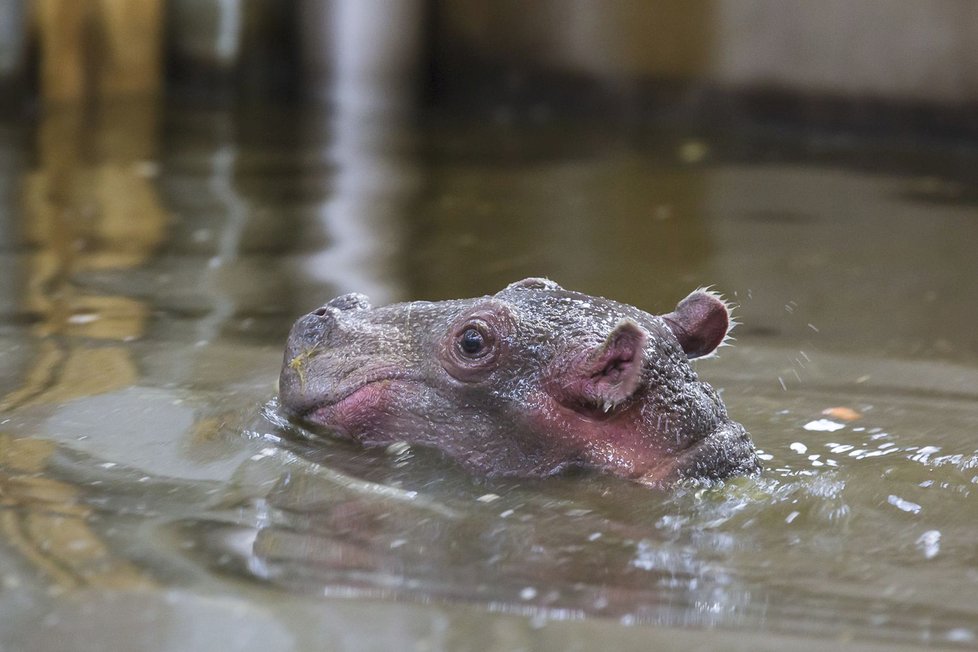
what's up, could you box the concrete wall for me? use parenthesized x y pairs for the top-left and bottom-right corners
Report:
(713, 1), (978, 103)
(5, 0), (978, 106)
(438, 0), (978, 104)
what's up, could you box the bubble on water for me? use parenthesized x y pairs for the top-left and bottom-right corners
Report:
(789, 442), (808, 454)
(946, 628), (975, 643)
(803, 419), (845, 432)
(68, 313), (99, 325)
(916, 530), (941, 559)
(910, 446), (942, 463)
(887, 495), (922, 514)
(476, 493), (500, 503)
(519, 586), (537, 600)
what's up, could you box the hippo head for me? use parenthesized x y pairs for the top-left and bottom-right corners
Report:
(279, 278), (759, 486)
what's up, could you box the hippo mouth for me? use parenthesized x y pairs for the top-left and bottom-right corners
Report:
(294, 371), (421, 433)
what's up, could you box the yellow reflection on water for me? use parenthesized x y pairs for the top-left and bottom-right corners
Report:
(0, 101), (166, 590)
(4, 102), (164, 410)
(0, 433), (153, 591)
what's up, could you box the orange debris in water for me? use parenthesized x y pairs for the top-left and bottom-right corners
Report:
(821, 406), (862, 422)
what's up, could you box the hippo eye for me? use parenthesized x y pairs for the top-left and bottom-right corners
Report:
(458, 327), (487, 357)
(443, 308), (510, 381)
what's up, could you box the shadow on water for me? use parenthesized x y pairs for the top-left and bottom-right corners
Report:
(1, 98), (978, 650)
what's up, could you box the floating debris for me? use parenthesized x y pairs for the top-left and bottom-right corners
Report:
(821, 406), (862, 422)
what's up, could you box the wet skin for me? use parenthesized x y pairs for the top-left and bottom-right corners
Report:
(279, 278), (759, 487)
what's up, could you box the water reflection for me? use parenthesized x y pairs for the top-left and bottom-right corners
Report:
(0, 117), (27, 401)
(173, 436), (756, 629)
(3, 103), (163, 411)
(0, 433), (152, 592)
(0, 102), (167, 596)
(296, 108), (415, 306)
(406, 138), (715, 303)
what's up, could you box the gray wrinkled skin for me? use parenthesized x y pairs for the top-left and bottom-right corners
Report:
(279, 278), (760, 487)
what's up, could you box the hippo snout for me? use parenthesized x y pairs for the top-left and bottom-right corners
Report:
(289, 311), (337, 350)
(289, 293), (371, 347)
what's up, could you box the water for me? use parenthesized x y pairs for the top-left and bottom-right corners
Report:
(1, 100), (978, 651)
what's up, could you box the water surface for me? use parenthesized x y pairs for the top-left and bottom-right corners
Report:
(1, 101), (977, 651)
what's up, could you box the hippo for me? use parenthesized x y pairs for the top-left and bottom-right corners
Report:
(279, 278), (759, 486)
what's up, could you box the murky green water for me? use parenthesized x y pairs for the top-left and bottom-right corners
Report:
(1, 101), (977, 651)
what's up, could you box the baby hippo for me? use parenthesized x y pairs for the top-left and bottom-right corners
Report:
(279, 278), (759, 486)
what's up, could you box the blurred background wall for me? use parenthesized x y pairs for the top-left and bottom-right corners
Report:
(0, 0), (975, 133)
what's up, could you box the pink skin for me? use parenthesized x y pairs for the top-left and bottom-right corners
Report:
(523, 389), (700, 486)
(279, 278), (760, 485)
(305, 379), (405, 440)
(311, 380), (685, 483)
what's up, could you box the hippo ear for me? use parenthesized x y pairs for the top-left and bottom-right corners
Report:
(553, 320), (648, 413)
(662, 289), (731, 359)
